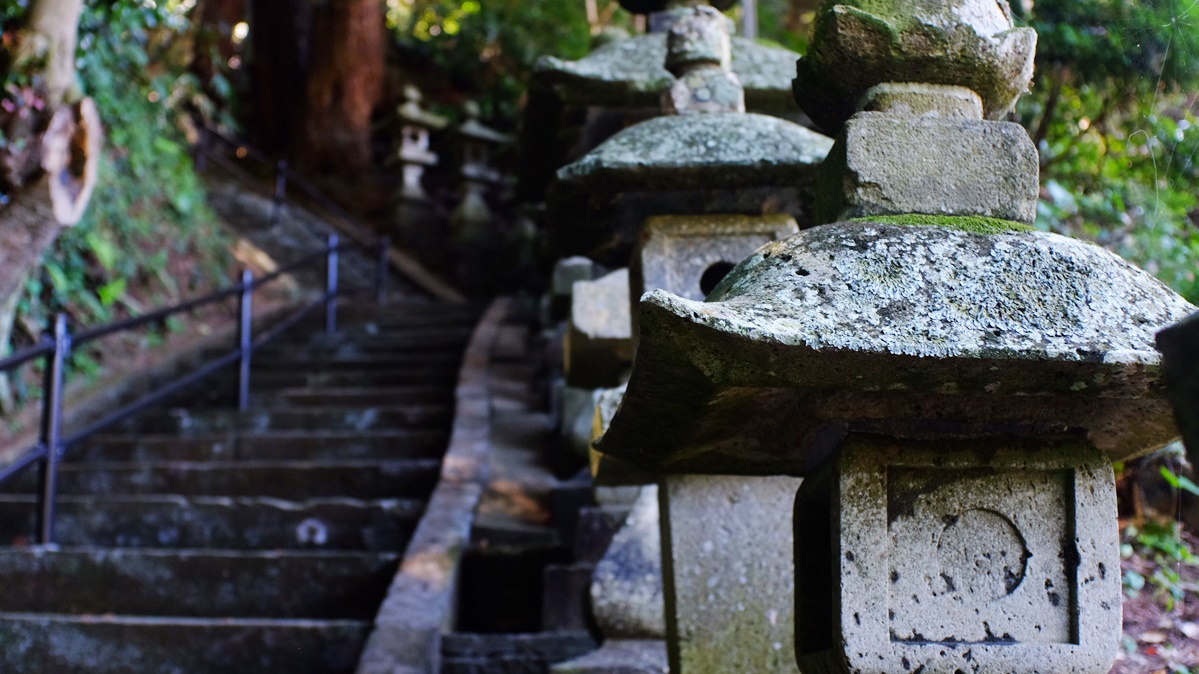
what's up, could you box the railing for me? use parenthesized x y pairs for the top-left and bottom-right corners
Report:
(0, 234), (392, 546)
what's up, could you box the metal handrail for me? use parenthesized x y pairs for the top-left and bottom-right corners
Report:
(0, 232), (392, 545)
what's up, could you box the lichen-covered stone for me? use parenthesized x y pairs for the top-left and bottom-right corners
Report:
(598, 221), (1196, 473)
(861, 82), (983, 119)
(631, 213), (798, 314)
(661, 6), (745, 114)
(795, 435), (1121, 674)
(793, 0), (1037, 132)
(556, 113), (832, 197)
(817, 112), (1039, 224)
(662, 474), (800, 674)
(548, 113), (831, 263)
(535, 35), (800, 111)
(664, 6), (732, 75)
(591, 486), (666, 639)
(566, 269), (634, 388)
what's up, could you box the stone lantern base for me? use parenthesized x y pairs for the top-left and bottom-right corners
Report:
(660, 474), (802, 673)
(794, 435), (1121, 674)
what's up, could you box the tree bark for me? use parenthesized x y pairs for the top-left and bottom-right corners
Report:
(248, 0), (311, 157)
(19, 0), (84, 108)
(0, 0), (100, 410)
(297, 0), (385, 174)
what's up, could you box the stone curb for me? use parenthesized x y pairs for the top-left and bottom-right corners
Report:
(355, 296), (512, 674)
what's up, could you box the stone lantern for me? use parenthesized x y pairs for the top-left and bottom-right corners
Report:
(450, 102), (512, 293)
(521, 0), (807, 207)
(394, 85), (447, 203)
(549, 3), (831, 416)
(551, 8), (831, 674)
(594, 2), (1199, 673)
(391, 85), (448, 257)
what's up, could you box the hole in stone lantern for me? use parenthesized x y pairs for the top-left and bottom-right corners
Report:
(700, 261), (736, 296)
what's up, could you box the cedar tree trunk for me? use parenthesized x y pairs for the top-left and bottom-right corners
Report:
(297, 0), (385, 174)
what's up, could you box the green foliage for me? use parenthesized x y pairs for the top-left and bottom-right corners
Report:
(12, 1), (229, 332)
(1122, 520), (1198, 610)
(389, 0), (631, 124)
(1018, 0), (1199, 303)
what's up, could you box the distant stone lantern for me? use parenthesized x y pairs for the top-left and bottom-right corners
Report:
(549, 4), (831, 394)
(595, 2), (1199, 674)
(550, 7), (832, 673)
(394, 85), (447, 203)
(522, 0), (806, 208)
(450, 101), (512, 293)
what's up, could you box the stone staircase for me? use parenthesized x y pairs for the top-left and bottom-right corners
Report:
(0, 299), (479, 673)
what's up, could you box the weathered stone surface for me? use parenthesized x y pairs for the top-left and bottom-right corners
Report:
(794, 435), (1121, 674)
(557, 114), (832, 196)
(551, 256), (603, 320)
(861, 82), (983, 119)
(661, 474), (800, 673)
(660, 6), (745, 115)
(548, 114), (831, 262)
(665, 67), (745, 116)
(535, 35), (800, 111)
(590, 385), (657, 487)
(566, 269), (634, 389)
(598, 221), (1196, 473)
(663, 6), (732, 75)
(592, 486), (665, 639)
(632, 213), (798, 304)
(561, 385), (607, 459)
(794, 0), (1037, 132)
(0, 614), (371, 674)
(1158, 311), (1199, 467)
(818, 112), (1039, 224)
(551, 639), (669, 674)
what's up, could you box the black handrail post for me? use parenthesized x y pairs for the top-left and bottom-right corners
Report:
(35, 313), (70, 546)
(271, 160), (288, 226)
(375, 236), (390, 305)
(237, 269), (254, 411)
(326, 234), (339, 335)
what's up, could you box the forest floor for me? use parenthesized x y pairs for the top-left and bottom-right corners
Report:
(1112, 525), (1199, 674)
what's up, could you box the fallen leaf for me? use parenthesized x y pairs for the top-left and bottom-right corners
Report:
(1140, 631), (1168, 644)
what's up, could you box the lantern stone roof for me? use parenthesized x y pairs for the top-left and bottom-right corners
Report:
(597, 220), (1196, 474)
(534, 34), (801, 112)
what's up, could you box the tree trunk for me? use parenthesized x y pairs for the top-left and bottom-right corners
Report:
(248, 0), (311, 157)
(19, 0), (84, 108)
(0, 0), (100, 410)
(297, 0), (385, 174)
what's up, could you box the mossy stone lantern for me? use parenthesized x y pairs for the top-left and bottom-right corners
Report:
(596, 2), (1199, 673)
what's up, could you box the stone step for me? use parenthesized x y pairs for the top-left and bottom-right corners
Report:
(0, 495), (422, 550)
(267, 386), (453, 408)
(0, 547), (398, 619)
(299, 306), (480, 325)
(2, 459), (441, 499)
(440, 632), (598, 674)
(210, 366), (459, 388)
(115, 405), (451, 434)
(73, 430), (448, 462)
(0, 613), (370, 674)
(250, 347), (464, 363)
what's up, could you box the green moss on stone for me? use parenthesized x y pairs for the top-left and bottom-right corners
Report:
(851, 213), (1034, 235)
